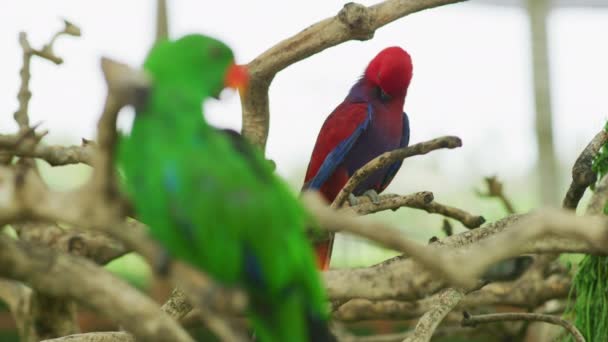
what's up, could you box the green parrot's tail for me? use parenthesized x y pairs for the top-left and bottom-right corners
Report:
(565, 255), (608, 341)
(249, 293), (335, 342)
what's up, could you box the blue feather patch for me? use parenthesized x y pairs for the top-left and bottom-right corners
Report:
(379, 111), (410, 190)
(243, 244), (266, 288)
(306, 104), (373, 190)
(163, 164), (197, 243)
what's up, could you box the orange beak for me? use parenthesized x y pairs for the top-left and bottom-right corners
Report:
(224, 63), (249, 93)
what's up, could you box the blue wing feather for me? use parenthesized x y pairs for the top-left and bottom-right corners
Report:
(163, 164), (197, 244)
(379, 112), (410, 190)
(305, 104), (373, 190)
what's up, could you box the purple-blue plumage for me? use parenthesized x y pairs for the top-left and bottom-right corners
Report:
(341, 79), (410, 194)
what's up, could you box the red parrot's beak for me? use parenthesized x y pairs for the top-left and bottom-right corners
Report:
(224, 63), (249, 93)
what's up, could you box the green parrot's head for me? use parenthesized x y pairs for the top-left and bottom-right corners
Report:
(143, 34), (249, 99)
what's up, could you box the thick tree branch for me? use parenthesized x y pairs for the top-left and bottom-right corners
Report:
(461, 311), (585, 342)
(320, 209), (596, 301)
(331, 136), (462, 208)
(319, 190), (608, 288)
(332, 273), (570, 321)
(241, 0), (466, 148)
(563, 129), (608, 209)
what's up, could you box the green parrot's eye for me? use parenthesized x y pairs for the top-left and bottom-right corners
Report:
(208, 45), (223, 60)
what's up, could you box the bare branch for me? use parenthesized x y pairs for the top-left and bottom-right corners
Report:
(343, 192), (484, 228)
(0, 135), (94, 166)
(305, 191), (479, 287)
(407, 198), (485, 229)
(156, 0), (169, 42)
(43, 332), (134, 342)
(14, 222), (127, 264)
(161, 288), (194, 321)
(331, 136), (462, 208)
(14, 21), (81, 130)
(92, 58), (147, 199)
(342, 192), (434, 214)
(563, 129), (608, 209)
(332, 274), (570, 321)
(476, 175), (516, 214)
(0, 234), (194, 342)
(442, 219), (453, 236)
(403, 288), (465, 342)
(241, 1), (466, 148)
(462, 311), (585, 342)
(319, 205), (599, 301)
(0, 278), (36, 341)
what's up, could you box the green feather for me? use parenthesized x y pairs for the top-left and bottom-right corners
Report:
(117, 34), (332, 341)
(564, 121), (608, 341)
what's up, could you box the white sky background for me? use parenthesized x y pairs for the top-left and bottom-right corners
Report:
(1, 0), (607, 196)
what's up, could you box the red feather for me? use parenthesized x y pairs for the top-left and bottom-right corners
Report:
(304, 102), (368, 189)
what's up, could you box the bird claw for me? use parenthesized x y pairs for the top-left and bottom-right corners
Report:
(348, 193), (359, 206)
(154, 248), (172, 277)
(363, 189), (380, 204)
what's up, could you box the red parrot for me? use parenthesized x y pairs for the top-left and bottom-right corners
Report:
(302, 47), (413, 269)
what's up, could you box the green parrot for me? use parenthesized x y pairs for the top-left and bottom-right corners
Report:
(117, 34), (334, 342)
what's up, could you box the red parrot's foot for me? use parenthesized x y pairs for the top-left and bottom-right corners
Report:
(363, 189), (380, 204)
(348, 193), (359, 206)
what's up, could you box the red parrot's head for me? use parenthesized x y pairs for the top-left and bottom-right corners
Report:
(364, 46), (413, 99)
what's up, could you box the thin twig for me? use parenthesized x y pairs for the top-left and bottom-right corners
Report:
(476, 175), (516, 214)
(442, 219), (453, 236)
(343, 192), (484, 228)
(408, 199), (485, 229)
(461, 311), (585, 342)
(331, 136), (462, 208)
(13, 21), (81, 131)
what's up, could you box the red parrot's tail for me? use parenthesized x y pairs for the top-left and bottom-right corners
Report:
(314, 235), (335, 270)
